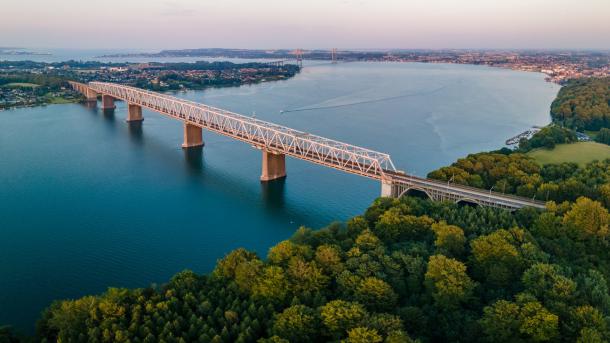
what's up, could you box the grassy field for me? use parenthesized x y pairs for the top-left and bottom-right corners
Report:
(45, 95), (75, 104)
(528, 142), (610, 166)
(2, 82), (39, 88)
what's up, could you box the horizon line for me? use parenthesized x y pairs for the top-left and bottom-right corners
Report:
(5, 46), (610, 52)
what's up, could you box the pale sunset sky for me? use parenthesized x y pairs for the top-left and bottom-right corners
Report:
(2, 0), (609, 50)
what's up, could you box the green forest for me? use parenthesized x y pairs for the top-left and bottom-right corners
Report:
(550, 77), (610, 131)
(0, 74), (66, 89)
(427, 151), (610, 206)
(4, 122), (609, 342)
(517, 126), (577, 151)
(1, 195), (607, 343)
(3, 77), (610, 342)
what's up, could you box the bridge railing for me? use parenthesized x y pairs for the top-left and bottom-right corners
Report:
(88, 82), (396, 179)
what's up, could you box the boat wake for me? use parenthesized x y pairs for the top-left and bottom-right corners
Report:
(280, 84), (450, 114)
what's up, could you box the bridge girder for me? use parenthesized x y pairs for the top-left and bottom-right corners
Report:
(68, 81), (546, 211)
(87, 81), (396, 180)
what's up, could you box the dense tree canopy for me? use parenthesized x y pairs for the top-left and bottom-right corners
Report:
(20, 194), (610, 342)
(428, 151), (610, 206)
(6, 77), (610, 341)
(0, 325), (22, 343)
(550, 77), (610, 131)
(595, 128), (610, 145)
(518, 126), (577, 151)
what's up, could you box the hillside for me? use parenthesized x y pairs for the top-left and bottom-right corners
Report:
(550, 77), (610, 131)
(9, 196), (605, 343)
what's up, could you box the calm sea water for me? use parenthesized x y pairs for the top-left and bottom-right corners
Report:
(0, 61), (559, 332)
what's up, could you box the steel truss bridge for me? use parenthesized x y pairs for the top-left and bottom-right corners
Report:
(70, 81), (546, 211)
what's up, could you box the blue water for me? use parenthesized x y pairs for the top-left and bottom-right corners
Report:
(0, 61), (559, 332)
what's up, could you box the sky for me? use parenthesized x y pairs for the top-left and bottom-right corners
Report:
(1, 0), (609, 50)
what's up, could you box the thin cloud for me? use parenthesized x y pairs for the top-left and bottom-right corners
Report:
(158, 1), (200, 16)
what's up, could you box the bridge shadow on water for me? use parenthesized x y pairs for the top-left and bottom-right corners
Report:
(77, 103), (315, 229)
(102, 108), (115, 121)
(182, 147), (291, 219)
(127, 121), (144, 145)
(183, 146), (204, 173)
(99, 110), (118, 137)
(260, 178), (287, 213)
(83, 101), (98, 112)
(78, 101), (99, 116)
(78, 102), (117, 131)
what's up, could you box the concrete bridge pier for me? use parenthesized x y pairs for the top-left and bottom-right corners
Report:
(381, 179), (395, 197)
(127, 104), (143, 122)
(101, 95), (116, 110)
(85, 88), (98, 102)
(260, 150), (286, 182)
(182, 123), (204, 148)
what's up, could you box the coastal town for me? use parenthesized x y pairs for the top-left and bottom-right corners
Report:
(1, 50), (608, 110)
(381, 50), (610, 84)
(0, 85), (79, 109)
(103, 48), (610, 84)
(0, 60), (299, 110)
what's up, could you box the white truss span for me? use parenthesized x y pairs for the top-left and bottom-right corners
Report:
(88, 82), (396, 179)
(70, 81), (547, 211)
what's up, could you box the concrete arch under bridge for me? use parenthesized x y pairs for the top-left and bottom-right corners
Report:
(455, 198), (482, 207)
(69, 81), (546, 211)
(397, 186), (482, 207)
(397, 187), (437, 201)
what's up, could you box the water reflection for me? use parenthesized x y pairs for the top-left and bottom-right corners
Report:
(80, 101), (98, 114)
(127, 121), (143, 144)
(261, 178), (286, 211)
(183, 146), (204, 173)
(102, 108), (115, 121)
(83, 101), (97, 109)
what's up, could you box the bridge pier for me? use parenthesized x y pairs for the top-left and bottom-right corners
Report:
(63, 82), (546, 211)
(101, 95), (116, 110)
(260, 150), (286, 182)
(127, 104), (143, 122)
(381, 179), (395, 197)
(85, 88), (98, 102)
(182, 123), (204, 148)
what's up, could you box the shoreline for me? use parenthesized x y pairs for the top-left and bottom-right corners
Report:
(0, 67), (299, 111)
(1, 59), (562, 110)
(0, 76), (293, 112)
(0, 59), (562, 335)
(93, 51), (608, 85)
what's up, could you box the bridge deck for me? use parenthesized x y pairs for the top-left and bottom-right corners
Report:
(88, 82), (395, 180)
(72, 81), (547, 210)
